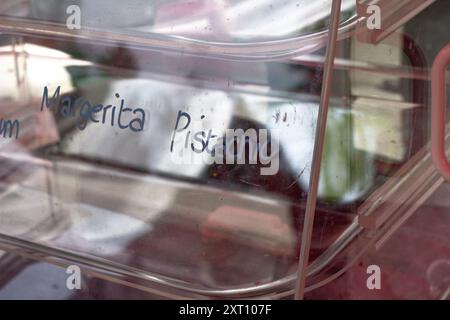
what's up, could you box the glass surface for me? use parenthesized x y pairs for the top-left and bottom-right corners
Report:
(0, 0), (449, 299)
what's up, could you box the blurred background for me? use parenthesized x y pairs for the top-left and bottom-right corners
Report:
(0, 0), (448, 299)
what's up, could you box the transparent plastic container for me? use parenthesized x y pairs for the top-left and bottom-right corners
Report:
(0, 0), (449, 299)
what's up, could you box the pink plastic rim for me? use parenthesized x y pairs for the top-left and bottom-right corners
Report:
(431, 44), (450, 180)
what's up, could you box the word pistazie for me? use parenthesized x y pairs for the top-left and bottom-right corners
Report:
(40, 86), (146, 131)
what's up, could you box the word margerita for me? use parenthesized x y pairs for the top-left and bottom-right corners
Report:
(40, 86), (146, 131)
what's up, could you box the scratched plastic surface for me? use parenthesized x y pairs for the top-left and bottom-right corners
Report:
(0, 0), (449, 299)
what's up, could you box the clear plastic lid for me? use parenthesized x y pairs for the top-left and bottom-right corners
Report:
(0, 0), (449, 299)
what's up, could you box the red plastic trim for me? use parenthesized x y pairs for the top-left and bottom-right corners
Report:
(431, 44), (450, 180)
